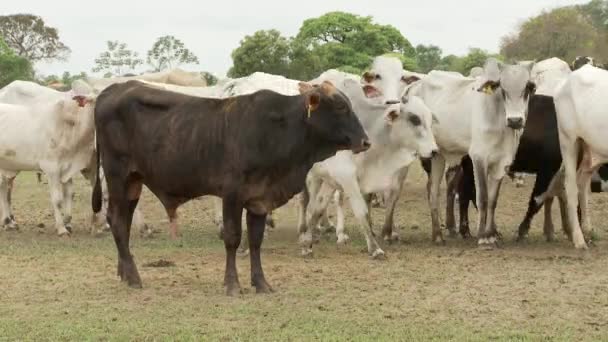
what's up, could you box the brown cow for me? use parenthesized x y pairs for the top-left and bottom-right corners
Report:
(93, 80), (369, 296)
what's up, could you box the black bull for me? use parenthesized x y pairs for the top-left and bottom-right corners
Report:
(92, 80), (369, 295)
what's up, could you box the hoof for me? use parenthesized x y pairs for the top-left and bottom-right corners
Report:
(253, 280), (274, 294)
(371, 249), (386, 260)
(4, 223), (19, 231)
(433, 236), (446, 245)
(574, 241), (588, 250)
(337, 233), (350, 245)
(57, 230), (71, 238)
(226, 285), (242, 297)
(516, 234), (527, 243)
(301, 248), (314, 258)
(478, 236), (498, 250)
(65, 224), (73, 234)
(128, 281), (143, 289)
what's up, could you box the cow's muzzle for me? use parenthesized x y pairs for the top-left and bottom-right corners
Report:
(507, 117), (524, 130)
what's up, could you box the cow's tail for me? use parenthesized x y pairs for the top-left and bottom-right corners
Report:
(92, 136), (102, 214)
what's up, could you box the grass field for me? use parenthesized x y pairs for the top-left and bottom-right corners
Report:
(1, 165), (608, 341)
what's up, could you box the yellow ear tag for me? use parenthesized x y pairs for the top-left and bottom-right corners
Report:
(307, 104), (312, 119)
(483, 85), (493, 95)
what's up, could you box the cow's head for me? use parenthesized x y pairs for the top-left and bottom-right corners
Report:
(299, 81), (370, 154)
(571, 56), (595, 71)
(477, 59), (536, 130)
(385, 91), (439, 158)
(361, 56), (419, 104)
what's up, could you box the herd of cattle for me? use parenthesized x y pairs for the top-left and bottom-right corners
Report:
(1, 55), (607, 296)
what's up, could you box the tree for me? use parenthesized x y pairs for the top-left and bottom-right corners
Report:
(92, 40), (143, 76)
(435, 54), (462, 72)
(146, 35), (199, 71)
(0, 35), (33, 87)
(201, 71), (218, 86)
(500, 7), (601, 63)
(290, 11), (416, 79)
(228, 30), (290, 78)
(578, 0), (608, 30)
(0, 14), (70, 62)
(457, 48), (498, 74)
(415, 44), (443, 73)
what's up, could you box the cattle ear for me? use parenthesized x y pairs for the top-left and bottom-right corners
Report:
(432, 113), (440, 125)
(298, 82), (314, 94)
(477, 80), (500, 95)
(363, 84), (381, 98)
(306, 92), (321, 114)
(362, 71), (375, 84)
(384, 109), (400, 124)
(401, 75), (420, 85)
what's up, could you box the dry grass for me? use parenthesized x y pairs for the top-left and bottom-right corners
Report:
(1, 164), (608, 341)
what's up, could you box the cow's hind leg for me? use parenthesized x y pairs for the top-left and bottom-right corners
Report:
(107, 175), (143, 288)
(300, 182), (334, 257)
(61, 179), (74, 233)
(445, 165), (462, 237)
(517, 170), (552, 242)
(246, 211), (273, 294)
(222, 193), (244, 296)
(382, 166), (409, 243)
(458, 156), (475, 239)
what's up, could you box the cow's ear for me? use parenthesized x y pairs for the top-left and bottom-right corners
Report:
(385, 109), (400, 124)
(72, 95), (95, 108)
(306, 92), (321, 113)
(362, 71), (375, 84)
(298, 82), (314, 94)
(477, 80), (500, 95)
(402, 75), (420, 85)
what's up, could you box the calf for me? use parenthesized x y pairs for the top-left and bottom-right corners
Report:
(93, 80), (369, 295)
(298, 80), (438, 257)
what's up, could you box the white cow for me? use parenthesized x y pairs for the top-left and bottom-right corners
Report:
(0, 80), (96, 235)
(531, 57), (571, 96)
(469, 59), (536, 247)
(85, 68), (207, 93)
(553, 64), (608, 249)
(404, 70), (481, 243)
(298, 79), (438, 258)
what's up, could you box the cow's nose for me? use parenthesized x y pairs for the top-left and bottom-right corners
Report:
(430, 149), (439, 158)
(507, 117), (524, 129)
(362, 139), (371, 150)
(385, 100), (400, 105)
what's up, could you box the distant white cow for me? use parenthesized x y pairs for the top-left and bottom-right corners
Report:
(553, 64), (608, 249)
(469, 59), (536, 247)
(85, 68), (207, 93)
(298, 79), (438, 258)
(531, 57), (571, 96)
(0, 80), (96, 235)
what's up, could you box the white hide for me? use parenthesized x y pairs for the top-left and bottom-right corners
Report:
(554, 64), (608, 249)
(531, 57), (571, 96)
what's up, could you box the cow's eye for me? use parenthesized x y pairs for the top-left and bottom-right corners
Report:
(408, 114), (421, 126)
(375, 74), (382, 80)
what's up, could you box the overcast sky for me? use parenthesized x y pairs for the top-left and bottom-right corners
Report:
(3, 0), (589, 78)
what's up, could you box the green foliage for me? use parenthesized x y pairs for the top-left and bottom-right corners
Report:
(0, 14), (70, 62)
(92, 40), (143, 76)
(415, 44), (442, 73)
(0, 35), (34, 87)
(146, 35), (199, 72)
(500, 7), (601, 63)
(578, 0), (608, 30)
(228, 30), (290, 78)
(228, 11), (416, 80)
(200, 71), (218, 86)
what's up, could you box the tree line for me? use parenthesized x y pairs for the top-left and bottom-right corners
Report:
(1, 1), (608, 88)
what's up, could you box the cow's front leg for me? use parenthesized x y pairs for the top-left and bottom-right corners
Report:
(429, 155), (446, 244)
(301, 182), (334, 257)
(341, 180), (384, 259)
(482, 175), (503, 248)
(61, 179), (74, 233)
(222, 193), (244, 296)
